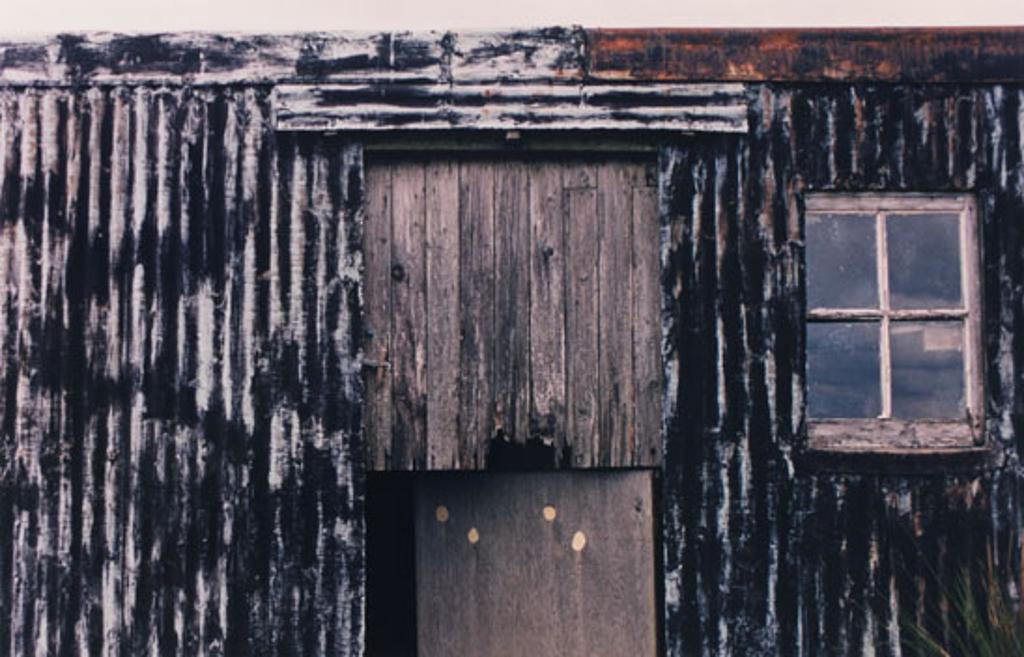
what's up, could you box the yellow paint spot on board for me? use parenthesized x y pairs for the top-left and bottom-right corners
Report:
(468, 527), (480, 544)
(572, 531), (587, 552)
(435, 505), (449, 523)
(542, 505), (557, 522)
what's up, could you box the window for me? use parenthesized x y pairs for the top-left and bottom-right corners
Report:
(805, 194), (983, 451)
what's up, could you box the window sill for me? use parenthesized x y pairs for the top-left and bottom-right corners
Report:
(801, 419), (998, 475)
(809, 418), (981, 450)
(797, 445), (999, 475)
(802, 419), (995, 470)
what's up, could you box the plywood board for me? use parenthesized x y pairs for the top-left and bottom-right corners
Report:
(414, 471), (658, 657)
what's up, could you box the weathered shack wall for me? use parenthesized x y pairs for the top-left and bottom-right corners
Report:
(0, 87), (366, 657)
(660, 83), (1024, 656)
(1, 28), (1024, 657)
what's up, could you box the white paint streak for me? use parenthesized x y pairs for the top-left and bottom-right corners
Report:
(123, 391), (145, 646)
(39, 91), (59, 316)
(196, 568), (210, 657)
(16, 92), (37, 370)
(1019, 89), (1024, 196)
(156, 92), (172, 240)
(289, 140), (307, 361)
(269, 408), (287, 491)
(336, 146), (362, 403)
(102, 407), (123, 657)
(132, 88), (150, 242)
(196, 281), (216, 413)
(108, 90), (130, 380)
(240, 89), (261, 433)
(0, 96), (13, 395)
(889, 572), (902, 657)
(717, 442), (731, 657)
(269, 139), (282, 340)
(313, 152), (329, 444)
(222, 92), (240, 423)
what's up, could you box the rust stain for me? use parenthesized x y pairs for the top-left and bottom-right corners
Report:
(586, 27), (1024, 82)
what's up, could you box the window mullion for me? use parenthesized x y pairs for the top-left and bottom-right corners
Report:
(877, 210), (892, 419)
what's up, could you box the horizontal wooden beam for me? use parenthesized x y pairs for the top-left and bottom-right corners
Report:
(0, 29), (585, 86)
(1, 28), (1023, 87)
(273, 82), (749, 133)
(359, 131), (672, 153)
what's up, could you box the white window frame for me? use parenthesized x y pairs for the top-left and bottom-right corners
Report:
(805, 193), (984, 452)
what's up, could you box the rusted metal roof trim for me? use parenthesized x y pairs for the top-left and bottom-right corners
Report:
(273, 82), (749, 133)
(587, 27), (1024, 83)
(1, 28), (1022, 87)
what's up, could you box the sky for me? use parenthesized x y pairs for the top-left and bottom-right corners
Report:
(2, 0), (1023, 34)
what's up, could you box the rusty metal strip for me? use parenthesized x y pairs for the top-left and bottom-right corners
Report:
(587, 27), (1024, 83)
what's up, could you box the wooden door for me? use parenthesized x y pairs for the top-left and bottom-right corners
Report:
(363, 155), (663, 471)
(414, 471), (658, 657)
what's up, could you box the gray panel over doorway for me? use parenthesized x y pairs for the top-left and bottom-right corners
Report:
(414, 471), (658, 657)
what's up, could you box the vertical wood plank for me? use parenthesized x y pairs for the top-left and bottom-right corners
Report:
(121, 85), (147, 657)
(632, 180), (662, 466)
(390, 162), (427, 469)
(83, 86), (110, 657)
(458, 161), (496, 468)
(103, 86), (131, 657)
(42, 90), (72, 657)
(0, 89), (14, 655)
(493, 161), (531, 446)
(597, 162), (635, 466)
(363, 164), (392, 470)
(174, 89), (204, 657)
(0, 99), (18, 657)
(527, 163), (566, 459)
(12, 88), (42, 657)
(565, 165), (599, 468)
(425, 159), (460, 469)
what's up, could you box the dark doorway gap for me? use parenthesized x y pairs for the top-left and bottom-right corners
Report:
(365, 472), (418, 656)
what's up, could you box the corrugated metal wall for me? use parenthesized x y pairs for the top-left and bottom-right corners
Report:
(660, 84), (1024, 656)
(0, 88), (365, 657)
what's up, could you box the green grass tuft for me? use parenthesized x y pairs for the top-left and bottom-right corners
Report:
(904, 558), (1024, 657)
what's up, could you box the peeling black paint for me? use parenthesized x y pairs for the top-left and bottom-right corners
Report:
(0, 31), (1023, 657)
(0, 87), (365, 657)
(659, 83), (1024, 656)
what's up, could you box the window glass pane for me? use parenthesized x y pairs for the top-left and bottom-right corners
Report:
(806, 213), (878, 309)
(891, 322), (965, 419)
(807, 322), (881, 418)
(887, 213), (961, 309)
